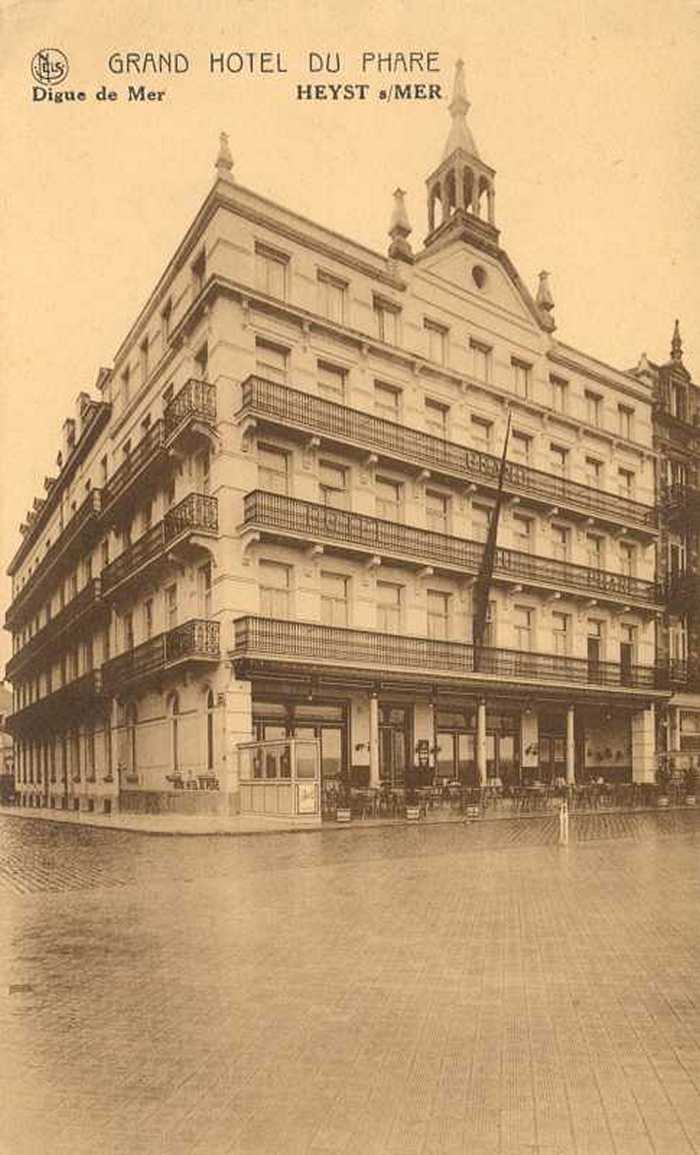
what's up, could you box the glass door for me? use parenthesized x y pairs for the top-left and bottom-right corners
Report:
(379, 706), (410, 787)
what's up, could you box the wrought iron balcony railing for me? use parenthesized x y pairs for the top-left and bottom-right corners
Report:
(233, 616), (669, 692)
(164, 379), (217, 440)
(659, 481), (700, 523)
(102, 493), (218, 595)
(5, 578), (107, 680)
(5, 490), (102, 629)
(101, 420), (166, 514)
(239, 376), (657, 530)
(4, 670), (106, 735)
(102, 618), (220, 693)
(243, 491), (661, 606)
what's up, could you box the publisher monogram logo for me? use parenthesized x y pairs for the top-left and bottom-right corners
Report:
(31, 49), (69, 87)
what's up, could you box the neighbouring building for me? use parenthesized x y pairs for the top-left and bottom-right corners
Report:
(633, 329), (700, 768)
(4, 61), (680, 820)
(0, 684), (15, 802)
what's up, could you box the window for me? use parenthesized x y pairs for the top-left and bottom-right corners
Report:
(620, 623), (637, 683)
(472, 503), (492, 542)
(426, 490), (450, 534)
(510, 431), (531, 463)
(121, 366), (130, 408)
(321, 572), (349, 627)
(198, 562), (212, 617)
(425, 398), (449, 438)
(376, 476), (402, 521)
(671, 383), (688, 422)
(142, 501), (153, 532)
(585, 390), (602, 427)
(377, 581), (402, 632)
(259, 444), (288, 495)
(165, 584), (178, 630)
(374, 381), (401, 421)
(619, 541), (636, 577)
(373, 297), (400, 344)
(618, 404), (634, 439)
(255, 244), (288, 299)
(552, 611), (571, 655)
(139, 336), (149, 385)
(319, 461), (348, 509)
(586, 534), (603, 569)
(191, 250), (206, 295)
(317, 272), (346, 322)
(161, 298), (172, 342)
(194, 342), (208, 380)
(141, 415), (151, 436)
(513, 605), (533, 651)
(585, 457), (602, 489)
(549, 444), (568, 477)
(427, 590), (450, 640)
(123, 612), (134, 651)
(512, 514), (533, 552)
(470, 415), (492, 451)
(100, 455), (108, 484)
(618, 468), (635, 499)
(255, 338), (287, 385)
(511, 359), (531, 398)
(259, 561), (291, 617)
(551, 524), (569, 562)
(195, 448), (211, 494)
(550, 375), (568, 413)
(424, 320), (447, 365)
(317, 362), (346, 403)
(144, 598), (154, 639)
(470, 340), (491, 383)
(85, 727), (96, 782)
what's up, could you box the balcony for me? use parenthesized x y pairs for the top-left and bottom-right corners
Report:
(5, 578), (108, 681)
(102, 493), (218, 596)
(239, 376), (657, 532)
(5, 490), (102, 630)
(662, 572), (700, 612)
(164, 379), (217, 445)
(242, 491), (662, 608)
(668, 660), (700, 692)
(233, 616), (669, 695)
(102, 619), (220, 694)
(101, 420), (167, 519)
(659, 481), (700, 526)
(5, 670), (106, 736)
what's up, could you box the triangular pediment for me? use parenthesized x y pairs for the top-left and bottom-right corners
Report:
(417, 235), (551, 332)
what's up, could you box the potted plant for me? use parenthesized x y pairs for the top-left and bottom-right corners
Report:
(656, 762), (671, 807)
(684, 763), (698, 807)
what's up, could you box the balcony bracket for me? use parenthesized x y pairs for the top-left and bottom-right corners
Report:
(306, 543), (324, 560)
(365, 555), (382, 571)
(364, 453), (379, 468)
(241, 530), (261, 556)
(417, 468), (431, 483)
(416, 566), (434, 580)
(240, 418), (258, 453)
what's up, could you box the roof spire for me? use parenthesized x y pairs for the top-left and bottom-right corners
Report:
(671, 318), (683, 364)
(536, 270), (554, 314)
(388, 188), (414, 263)
(215, 131), (234, 182)
(443, 59), (480, 160)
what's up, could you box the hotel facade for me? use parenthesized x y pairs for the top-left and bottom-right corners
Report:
(5, 63), (695, 820)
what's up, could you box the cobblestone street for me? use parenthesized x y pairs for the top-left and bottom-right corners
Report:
(1, 810), (699, 1155)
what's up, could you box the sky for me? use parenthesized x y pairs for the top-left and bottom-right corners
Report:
(1, 0), (699, 674)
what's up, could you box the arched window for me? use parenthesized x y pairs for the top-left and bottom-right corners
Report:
(206, 689), (215, 771)
(170, 693), (180, 772)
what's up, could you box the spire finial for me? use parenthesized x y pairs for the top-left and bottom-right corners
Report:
(215, 131), (234, 182)
(536, 270), (554, 313)
(671, 318), (683, 363)
(388, 188), (413, 263)
(442, 58), (479, 160)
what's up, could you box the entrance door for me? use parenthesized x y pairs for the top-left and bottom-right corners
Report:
(538, 735), (565, 784)
(379, 706), (410, 787)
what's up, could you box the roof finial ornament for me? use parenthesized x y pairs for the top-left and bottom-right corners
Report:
(671, 318), (683, 363)
(215, 131), (234, 182)
(442, 58), (480, 160)
(388, 188), (414, 263)
(536, 270), (554, 313)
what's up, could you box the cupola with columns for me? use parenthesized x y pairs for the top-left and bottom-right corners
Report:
(425, 59), (497, 250)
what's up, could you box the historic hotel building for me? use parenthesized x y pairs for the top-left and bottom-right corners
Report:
(5, 62), (676, 817)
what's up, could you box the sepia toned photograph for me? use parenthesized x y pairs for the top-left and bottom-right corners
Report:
(0, 1), (699, 1152)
